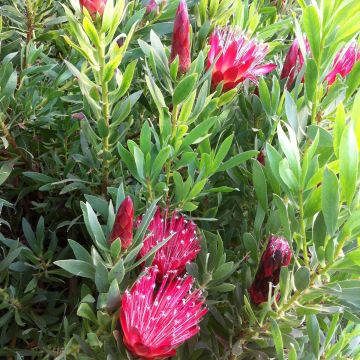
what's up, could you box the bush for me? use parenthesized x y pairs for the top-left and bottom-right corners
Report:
(1, 0), (360, 359)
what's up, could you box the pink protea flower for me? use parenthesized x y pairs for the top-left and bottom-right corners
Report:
(109, 196), (134, 249)
(140, 208), (201, 278)
(280, 37), (310, 87)
(120, 266), (207, 359)
(169, 0), (191, 74)
(325, 41), (360, 85)
(146, 0), (157, 14)
(79, 0), (107, 16)
(249, 235), (292, 305)
(207, 27), (276, 91)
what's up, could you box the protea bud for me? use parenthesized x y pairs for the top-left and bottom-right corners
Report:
(109, 196), (134, 249)
(257, 149), (265, 166)
(280, 38), (310, 87)
(249, 235), (292, 305)
(325, 41), (360, 85)
(169, 0), (191, 74)
(140, 208), (200, 279)
(146, 0), (157, 14)
(120, 266), (207, 359)
(79, 0), (107, 16)
(207, 27), (276, 91)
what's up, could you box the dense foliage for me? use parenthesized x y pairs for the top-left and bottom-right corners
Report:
(1, 0), (360, 359)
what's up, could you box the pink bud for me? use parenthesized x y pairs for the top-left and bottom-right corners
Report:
(79, 0), (107, 16)
(170, 0), (191, 74)
(280, 37), (310, 88)
(146, 0), (157, 14)
(249, 235), (292, 305)
(109, 196), (134, 250)
(325, 42), (360, 86)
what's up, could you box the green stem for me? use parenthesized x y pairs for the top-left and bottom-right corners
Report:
(98, 34), (110, 195)
(298, 189), (309, 267)
(164, 104), (179, 202)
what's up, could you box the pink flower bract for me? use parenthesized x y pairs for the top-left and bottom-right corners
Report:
(280, 37), (310, 87)
(109, 196), (134, 250)
(79, 0), (107, 16)
(140, 208), (201, 279)
(170, 0), (191, 74)
(207, 27), (276, 91)
(249, 235), (292, 305)
(120, 267), (207, 359)
(325, 41), (360, 85)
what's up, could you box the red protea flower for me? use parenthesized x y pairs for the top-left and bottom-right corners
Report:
(169, 0), (191, 74)
(325, 41), (360, 85)
(79, 0), (107, 16)
(249, 235), (292, 305)
(280, 37), (310, 87)
(140, 208), (200, 278)
(109, 196), (134, 249)
(146, 0), (157, 14)
(207, 27), (276, 91)
(120, 266), (207, 359)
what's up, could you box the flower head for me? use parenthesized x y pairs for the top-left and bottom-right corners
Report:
(140, 208), (201, 278)
(249, 235), (292, 305)
(170, 0), (191, 74)
(207, 27), (276, 91)
(280, 38), (310, 87)
(79, 0), (107, 16)
(120, 267), (207, 359)
(325, 41), (360, 85)
(109, 196), (134, 249)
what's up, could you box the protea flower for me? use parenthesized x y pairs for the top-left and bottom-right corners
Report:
(249, 235), (292, 305)
(207, 27), (276, 91)
(169, 0), (191, 74)
(79, 0), (107, 16)
(280, 37), (310, 87)
(140, 208), (200, 278)
(109, 196), (134, 249)
(325, 41), (360, 85)
(120, 266), (207, 359)
(146, 0), (157, 14)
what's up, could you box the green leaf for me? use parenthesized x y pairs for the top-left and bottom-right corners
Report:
(82, 17), (100, 48)
(305, 58), (318, 103)
(270, 318), (285, 360)
(0, 161), (13, 186)
(333, 103), (346, 158)
(151, 146), (171, 180)
(77, 303), (97, 323)
(294, 267), (310, 291)
(180, 117), (216, 150)
(107, 279), (121, 311)
(339, 124), (358, 204)
(85, 202), (108, 251)
(218, 150), (258, 172)
(252, 160), (268, 211)
(173, 74), (198, 105)
(306, 314), (320, 358)
(69, 239), (92, 263)
(109, 258), (125, 284)
(346, 61), (360, 99)
(303, 6), (321, 63)
(95, 261), (109, 293)
(322, 167), (339, 236)
(55, 260), (95, 279)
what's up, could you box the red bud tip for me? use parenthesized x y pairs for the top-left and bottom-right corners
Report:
(109, 196), (134, 250)
(170, 0), (191, 74)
